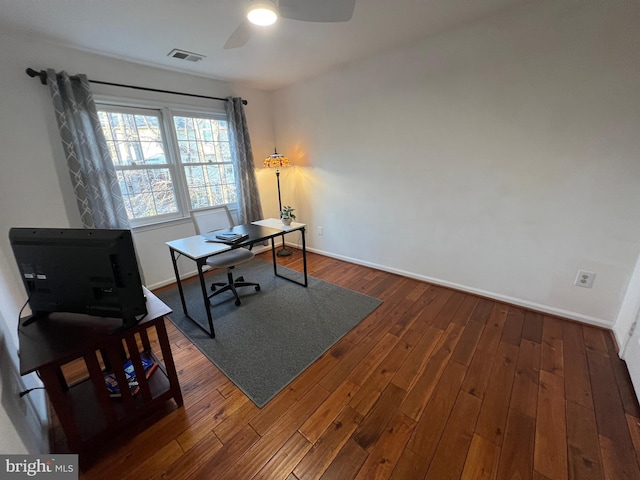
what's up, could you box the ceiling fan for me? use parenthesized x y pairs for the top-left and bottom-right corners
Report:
(224, 0), (356, 49)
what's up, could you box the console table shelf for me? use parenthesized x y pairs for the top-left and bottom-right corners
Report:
(19, 289), (183, 459)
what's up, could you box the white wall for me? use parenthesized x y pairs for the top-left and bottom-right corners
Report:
(272, 1), (640, 328)
(0, 31), (274, 451)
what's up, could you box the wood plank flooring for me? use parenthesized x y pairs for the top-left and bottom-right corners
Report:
(73, 250), (640, 479)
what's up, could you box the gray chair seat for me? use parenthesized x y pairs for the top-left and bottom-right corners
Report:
(206, 247), (255, 269)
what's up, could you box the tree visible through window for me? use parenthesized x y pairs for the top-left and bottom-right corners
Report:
(99, 110), (178, 220)
(97, 105), (237, 225)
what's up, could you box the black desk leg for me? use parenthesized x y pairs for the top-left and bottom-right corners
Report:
(270, 237), (277, 277)
(170, 248), (188, 316)
(301, 227), (308, 287)
(271, 228), (308, 287)
(196, 261), (215, 338)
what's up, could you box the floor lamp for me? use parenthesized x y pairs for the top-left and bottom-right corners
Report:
(263, 148), (292, 257)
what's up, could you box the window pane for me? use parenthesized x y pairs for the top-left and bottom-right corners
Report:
(215, 122), (230, 142)
(98, 111), (168, 166)
(183, 163), (237, 209)
(173, 116), (230, 164)
(197, 118), (213, 141)
(173, 115), (237, 209)
(216, 142), (231, 162)
(116, 169), (178, 219)
(177, 140), (202, 163)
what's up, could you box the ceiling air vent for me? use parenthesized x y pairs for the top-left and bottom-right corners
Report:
(167, 49), (205, 62)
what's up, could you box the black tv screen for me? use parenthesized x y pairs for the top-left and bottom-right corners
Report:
(9, 227), (147, 328)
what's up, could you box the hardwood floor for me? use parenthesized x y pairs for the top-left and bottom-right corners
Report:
(75, 250), (640, 479)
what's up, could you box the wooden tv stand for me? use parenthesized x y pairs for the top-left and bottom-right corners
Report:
(18, 289), (183, 458)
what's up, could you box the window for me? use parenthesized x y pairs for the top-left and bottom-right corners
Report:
(97, 103), (236, 226)
(173, 116), (237, 210)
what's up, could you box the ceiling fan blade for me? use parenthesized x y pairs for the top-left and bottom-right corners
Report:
(278, 0), (356, 22)
(224, 20), (252, 49)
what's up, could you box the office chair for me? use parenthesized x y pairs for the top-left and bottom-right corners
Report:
(190, 206), (260, 306)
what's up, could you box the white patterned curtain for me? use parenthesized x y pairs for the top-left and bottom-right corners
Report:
(226, 97), (263, 224)
(47, 69), (129, 229)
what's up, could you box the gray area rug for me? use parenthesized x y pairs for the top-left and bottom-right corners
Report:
(157, 258), (382, 407)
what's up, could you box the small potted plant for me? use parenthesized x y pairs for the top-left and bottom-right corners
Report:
(280, 206), (296, 226)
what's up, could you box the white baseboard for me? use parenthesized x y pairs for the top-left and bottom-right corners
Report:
(303, 247), (613, 330)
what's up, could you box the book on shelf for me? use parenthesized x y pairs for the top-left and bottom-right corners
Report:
(104, 355), (158, 398)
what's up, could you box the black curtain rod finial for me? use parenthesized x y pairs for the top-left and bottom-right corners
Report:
(26, 68), (47, 85)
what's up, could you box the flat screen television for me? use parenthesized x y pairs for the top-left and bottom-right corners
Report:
(9, 227), (147, 329)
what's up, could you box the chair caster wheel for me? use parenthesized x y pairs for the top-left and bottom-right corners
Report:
(237, 276), (245, 282)
(210, 285), (216, 292)
(235, 299), (241, 306)
(255, 286), (261, 292)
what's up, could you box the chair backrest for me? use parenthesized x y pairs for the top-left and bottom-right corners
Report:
(191, 206), (235, 235)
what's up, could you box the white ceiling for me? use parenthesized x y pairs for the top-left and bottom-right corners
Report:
(0, 0), (526, 91)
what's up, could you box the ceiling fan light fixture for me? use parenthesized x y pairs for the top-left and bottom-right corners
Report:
(246, 1), (278, 26)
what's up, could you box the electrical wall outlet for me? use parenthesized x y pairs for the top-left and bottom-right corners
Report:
(575, 270), (596, 288)
(317, 226), (323, 236)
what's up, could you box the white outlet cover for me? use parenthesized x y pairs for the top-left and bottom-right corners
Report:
(575, 270), (596, 288)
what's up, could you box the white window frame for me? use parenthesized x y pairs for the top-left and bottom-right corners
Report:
(95, 97), (236, 228)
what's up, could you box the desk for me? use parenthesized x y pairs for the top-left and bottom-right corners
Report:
(18, 289), (183, 458)
(166, 219), (307, 337)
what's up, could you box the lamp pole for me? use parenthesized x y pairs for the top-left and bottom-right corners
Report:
(276, 167), (283, 213)
(275, 166), (292, 257)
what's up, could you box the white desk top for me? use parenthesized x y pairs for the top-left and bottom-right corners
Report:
(251, 218), (306, 231)
(165, 234), (230, 260)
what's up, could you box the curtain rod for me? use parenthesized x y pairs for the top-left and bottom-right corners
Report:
(25, 68), (247, 105)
